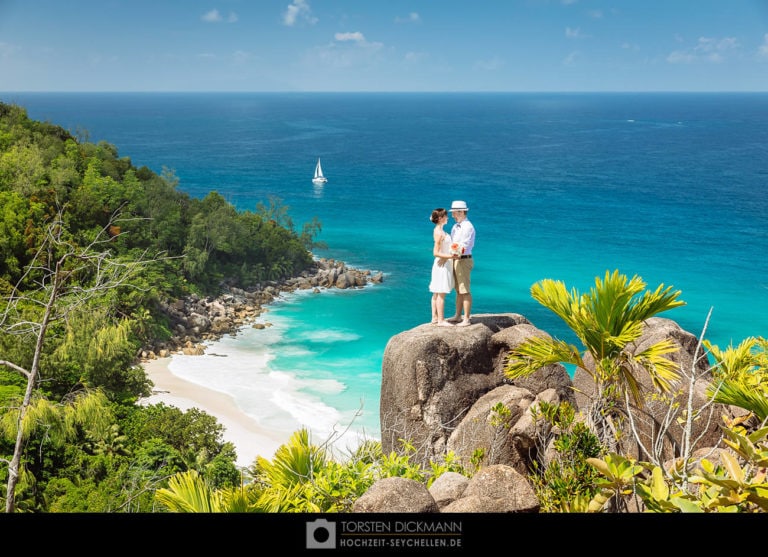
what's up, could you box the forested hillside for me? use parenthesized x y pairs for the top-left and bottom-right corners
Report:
(0, 102), (320, 511)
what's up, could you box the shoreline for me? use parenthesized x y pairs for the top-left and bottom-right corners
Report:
(140, 357), (289, 467)
(137, 261), (385, 468)
(141, 258), (384, 361)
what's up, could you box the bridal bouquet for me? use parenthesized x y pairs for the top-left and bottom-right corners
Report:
(450, 242), (466, 256)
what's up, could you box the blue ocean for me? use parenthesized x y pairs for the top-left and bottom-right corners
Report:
(4, 92), (767, 453)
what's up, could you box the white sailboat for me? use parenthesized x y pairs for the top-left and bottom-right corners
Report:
(312, 158), (328, 185)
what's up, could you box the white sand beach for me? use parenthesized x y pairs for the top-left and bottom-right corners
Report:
(140, 357), (289, 467)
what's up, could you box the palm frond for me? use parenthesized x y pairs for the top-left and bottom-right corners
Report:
(155, 470), (222, 512)
(256, 427), (327, 488)
(530, 278), (581, 330)
(711, 380), (768, 421)
(705, 336), (760, 378)
(586, 270), (644, 335)
(628, 282), (686, 322)
(504, 336), (584, 380)
(632, 338), (682, 393)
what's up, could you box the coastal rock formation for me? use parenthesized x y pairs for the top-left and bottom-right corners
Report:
(352, 477), (439, 513)
(379, 313), (573, 469)
(371, 313), (732, 512)
(140, 258), (383, 359)
(573, 316), (728, 461)
(440, 465), (540, 513)
(353, 464), (539, 513)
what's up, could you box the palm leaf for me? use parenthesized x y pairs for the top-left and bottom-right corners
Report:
(256, 427), (327, 488)
(633, 338), (682, 393)
(155, 470), (222, 512)
(713, 380), (768, 421)
(504, 336), (584, 380)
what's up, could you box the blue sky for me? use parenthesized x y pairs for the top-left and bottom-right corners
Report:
(1, 0), (767, 92)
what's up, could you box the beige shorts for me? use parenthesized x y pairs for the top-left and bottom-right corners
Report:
(453, 258), (473, 295)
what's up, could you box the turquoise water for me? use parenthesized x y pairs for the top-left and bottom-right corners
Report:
(6, 92), (768, 452)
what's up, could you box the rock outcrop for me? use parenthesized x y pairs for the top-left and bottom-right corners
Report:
(352, 477), (439, 513)
(379, 313), (573, 470)
(354, 465), (540, 513)
(365, 312), (732, 513)
(141, 258), (384, 359)
(573, 316), (728, 461)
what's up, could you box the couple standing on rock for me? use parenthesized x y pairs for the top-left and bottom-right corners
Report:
(429, 200), (475, 328)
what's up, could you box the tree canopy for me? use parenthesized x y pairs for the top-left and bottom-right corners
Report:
(0, 101), (319, 512)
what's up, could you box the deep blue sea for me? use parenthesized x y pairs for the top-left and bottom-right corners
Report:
(4, 92), (767, 455)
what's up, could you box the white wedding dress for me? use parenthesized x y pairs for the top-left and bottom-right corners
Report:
(429, 233), (454, 294)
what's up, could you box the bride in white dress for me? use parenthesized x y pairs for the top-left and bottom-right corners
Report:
(428, 208), (455, 326)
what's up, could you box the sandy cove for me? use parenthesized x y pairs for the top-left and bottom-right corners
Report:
(140, 357), (289, 468)
(138, 260), (384, 468)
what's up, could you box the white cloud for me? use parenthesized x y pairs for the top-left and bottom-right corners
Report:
(565, 27), (588, 39)
(588, 10), (603, 19)
(308, 32), (384, 69)
(202, 9), (221, 22)
(395, 12), (421, 23)
(695, 37), (738, 56)
(668, 36), (739, 64)
(283, 0), (317, 26)
(563, 51), (580, 65)
(404, 51), (428, 63)
(667, 50), (695, 64)
(232, 50), (251, 64)
(759, 34), (768, 59)
(202, 9), (238, 23)
(335, 32), (365, 43)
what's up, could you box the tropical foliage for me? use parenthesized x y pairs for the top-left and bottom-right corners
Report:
(504, 270), (685, 450)
(526, 400), (604, 512)
(503, 270), (768, 513)
(706, 337), (768, 421)
(0, 102), (319, 512)
(154, 428), (475, 513)
(584, 418), (768, 513)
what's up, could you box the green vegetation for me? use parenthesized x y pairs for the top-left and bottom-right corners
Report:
(525, 400), (604, 512)
(0, 103), (765, 513)
(0, 102), (320, 512)
(505, 270), (686, 452)
(155, 429), (474, 513)
(505, 271), (768, 513)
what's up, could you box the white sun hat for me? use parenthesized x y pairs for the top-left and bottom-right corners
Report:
(450, 200), (468, 211)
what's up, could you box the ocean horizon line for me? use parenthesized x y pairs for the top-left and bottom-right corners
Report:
(4, 90), (768, 96)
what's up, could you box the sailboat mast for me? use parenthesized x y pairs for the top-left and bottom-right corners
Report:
(312, 158), (327, 184)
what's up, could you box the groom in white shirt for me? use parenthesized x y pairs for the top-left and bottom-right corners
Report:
(448, 200), (475, 327)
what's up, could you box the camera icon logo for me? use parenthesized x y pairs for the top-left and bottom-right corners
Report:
(306, 518), (336, 549)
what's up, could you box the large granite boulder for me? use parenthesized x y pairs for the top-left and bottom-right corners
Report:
(572, 316), (729, 461)
(353, 467), (539, 514)
(352, 477), (439, 513)
(428, 471), (470, 510)
(446, 386), (563, 474)
(440, 465), (540, 513)
(372, 312), (733, 512)
(380, 313), (573, 469)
